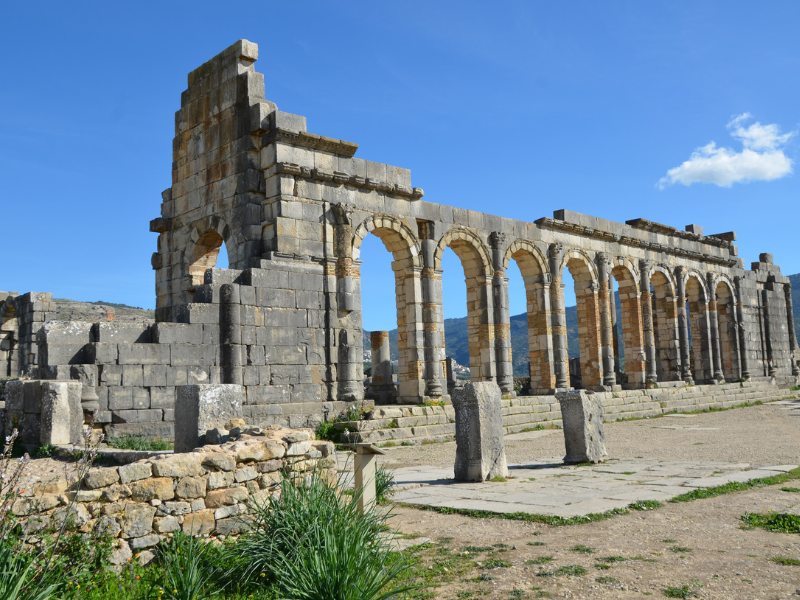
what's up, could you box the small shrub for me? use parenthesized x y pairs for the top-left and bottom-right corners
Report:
(669, 546), (692, 553)
(571, 544), (595, 554)
(315, 420), (339, 443)
(527, 541), (546, 547)
(771, 556), (800, 566)
(421, 399), (446, 407)
(662, 585), (698, 598)
(596, 576), (618, 584)
(628, 500), (663, 511)
(780, 487), (800, 493)
(525, 556), (554, 565)
(740, 512), (800, 534)
(599, 556), (627, 563)
(34, 444), (55, 458)
(537, 565), (586, 577)
(462, 546), (493, 553)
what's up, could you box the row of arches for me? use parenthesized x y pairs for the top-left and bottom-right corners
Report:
(351, 214), (748, 400)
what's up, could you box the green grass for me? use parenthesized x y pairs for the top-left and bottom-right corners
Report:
(105, 435), (173, 451)
(461, 546), (494, 553)
(629, 500), (663, 511)
(489, 475), (507, 483)
(525, 556), (554, 565)
(599, 556), (627, 563)
(780, 487), (800, 492)
(596, 576), (618, 584)
(527, 542), (546, 547)
(740, 511), (800, 533)
(570, 545), (595, 554)
(537, 565), (586, 577)
(771, 556), (800, 566)
(670, 467), (800, 503)
(669, 546), (691, 553)
(480, 558), (511, 570)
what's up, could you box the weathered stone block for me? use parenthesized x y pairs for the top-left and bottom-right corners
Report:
(176, 476), (207, 499)
(174, 384), (244, 452)
(120, 504), (156, 538)
(131, 477), (175, 502)
(84, 467), (120, 490)
(151, 454), (203, 478)
(118, 462), (153, 484)
(452, 382), (508, 482)
(556, 390), (608, 464)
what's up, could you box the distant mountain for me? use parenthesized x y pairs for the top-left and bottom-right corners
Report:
(364, 274), (800, 378)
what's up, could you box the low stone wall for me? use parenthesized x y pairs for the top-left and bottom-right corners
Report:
(13, 427), (334, 565)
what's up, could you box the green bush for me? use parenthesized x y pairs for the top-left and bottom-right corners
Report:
(232, 470), (409, 600)
(740, 511), (800, 533)
(375, 465), (395, 504)
(158, 531), (224, 600)
(315, 420), (339, 443)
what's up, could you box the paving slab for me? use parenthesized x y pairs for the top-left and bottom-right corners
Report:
(390, 458), (797, 518)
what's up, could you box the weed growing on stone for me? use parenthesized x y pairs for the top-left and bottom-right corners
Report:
(105, 434), (173, 452)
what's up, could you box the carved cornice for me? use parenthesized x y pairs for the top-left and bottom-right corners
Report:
(535, 217), (737, 268)
(275, 162), (424, 200)
(265, 128), (359, 158)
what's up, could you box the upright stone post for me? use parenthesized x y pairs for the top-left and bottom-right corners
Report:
(596, 253), (616, 388)
(675, 267), (694, 383)
(734, 276), (751, 380)
(220, 284), (242, 385)
(367, 331), (397, 404)
(639, 260), (658, 386)
(490, 232), (513, 395)
(556, 389), (607, 464)
(446, 356), (457, 395)
(175, 384), (244, 452)
(452, 382), (508, 482)
(353, 443), (386, 515)
(707, 273), (725, 382)
(784, 283), (800, 377)
(762, 289), (778, 377)
(332, 204), (362, 400)
(549, 243), (569, 389)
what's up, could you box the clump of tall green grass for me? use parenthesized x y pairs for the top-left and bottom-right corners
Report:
(232, 471), (409, 600)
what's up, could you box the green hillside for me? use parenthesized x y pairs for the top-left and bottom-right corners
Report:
(367, 275), (800, 377)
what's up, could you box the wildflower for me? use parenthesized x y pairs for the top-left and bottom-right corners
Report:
(260, 573), (265, 577)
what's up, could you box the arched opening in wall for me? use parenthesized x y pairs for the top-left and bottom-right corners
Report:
(505, 259), (528, 384)
(564, 252), (602, 389)
(441, 247), (471, 383)
(0, 302), (18, 378)
(686, 275), (710, 383)
(650, 271), (680, 382)
(561, 265), (581, 388)
(440, 234), (493, 384)
(610, 264), (644, 387)
(188, 229), (226, 300)
(353, 221), (423, 403)
(715, 281), (740, 381)
(357, 234), (402, 401)
(507, 244), (551, 393)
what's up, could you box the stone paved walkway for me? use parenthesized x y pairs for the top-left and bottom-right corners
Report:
(391, 458), (798, 517)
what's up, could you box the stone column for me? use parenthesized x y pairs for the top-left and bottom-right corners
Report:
(733, 276), (751, 380)
(368, 331), (397, 403)
(609, 272), (620, 379)
(596, 253), (616, 387)
(420, 234), (444, 397)
(446, 356), (457, 395)
(639, 260), (658, 386)
(707, 273), (725, 382)
(490, 232), (513, 395)
(762, 289), (778, 377)
(784, 283), (800, 376)
(675, 267), (694, 383)
(549, 244), (569, 388)
(220, 283), (242, 385)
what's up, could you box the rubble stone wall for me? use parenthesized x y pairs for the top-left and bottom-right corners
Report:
(13, 428), (334, 562)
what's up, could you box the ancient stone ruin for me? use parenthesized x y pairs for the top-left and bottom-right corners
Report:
(1, 39), (798, 444)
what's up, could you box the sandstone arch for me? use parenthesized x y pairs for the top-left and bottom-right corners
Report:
(610, 259), (646, 386)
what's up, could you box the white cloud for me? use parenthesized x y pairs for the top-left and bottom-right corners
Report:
(658, 114), (794, 189)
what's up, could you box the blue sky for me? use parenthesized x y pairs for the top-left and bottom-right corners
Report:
(1, 1), (798, 331)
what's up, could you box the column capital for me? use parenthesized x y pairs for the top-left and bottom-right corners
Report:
(548, 242), (563, 259)
(639, 259), (652, 273)
(489, 231), (506, 249)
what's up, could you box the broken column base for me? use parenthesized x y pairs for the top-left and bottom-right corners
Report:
(174, 384), (244, 453)
(453, 381), (508, 482)
(556, 389), (608, 464)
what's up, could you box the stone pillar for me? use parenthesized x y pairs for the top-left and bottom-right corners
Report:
(639, 260), (658, 386)
(675, 267), (694, 383)
(420, 231), (444, 397)
(784, 283), (800, 377)
(707, 274), (725, 382)
(762, 289), (778, 377)
(446, 356), (457, 395)
(174, 384), (244, 452)
(220, 284), (242, 385)
(367, 331), (397, 404)
(596, 253), (616, 387)
(490, 232), (513, 395)
(452, 381), (508, 482)
(549, 244), (569, 388)
(734, 277), (751, 380)
(556, 389), (608, 464)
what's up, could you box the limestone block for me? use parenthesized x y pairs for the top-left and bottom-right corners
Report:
(151, 454), (203, 478)
(182, 509), (215, 536)
(174, 384), (244, 452)
(201, 452), (236, 472)
(452, 382), (508, 482)
(204, 486), (249, 508)
(120, 504), (156, 538)
(556, 390), (608, 464)
(176, 476), (207, 499)
(119, 462), (153, 484)
(84, 467), (120, 490)
(40, 381), (81, 445)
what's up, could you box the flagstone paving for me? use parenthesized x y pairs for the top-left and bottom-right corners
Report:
(389, 458), (798, 518)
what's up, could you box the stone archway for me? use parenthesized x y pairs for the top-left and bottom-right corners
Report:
(610, 259), (645, 386)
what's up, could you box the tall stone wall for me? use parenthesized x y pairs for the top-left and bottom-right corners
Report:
(2, 39), (798, 438)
